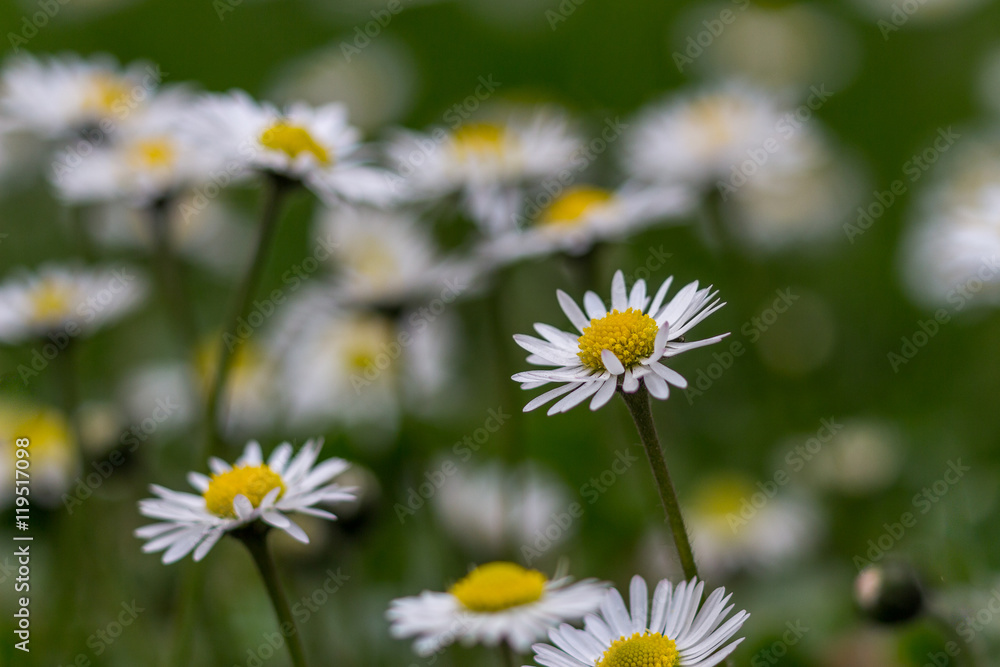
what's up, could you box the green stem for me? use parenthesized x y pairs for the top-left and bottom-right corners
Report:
(148, 198), (200, 353)
(500, 642), (516, 667)
(55, 339), (87, 463)
(236, 525), (309, 667)
(619, 386), (699, 582)
(203, 175), (294, 459)
(169, 562), (204, 667)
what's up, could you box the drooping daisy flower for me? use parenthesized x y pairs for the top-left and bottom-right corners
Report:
(0, 264), (147, 344)
(387, 562), (606, 655)
(528, 575), (749, 667)
(386, 107), (584, 234)
(0, 402), (77, 509)
(482, 183), (692, 266)
(0, 53), (157, 138)
(512, 270), (727, 414)
(623, 83), (781, 190)
(135, 439), (355, 564)
(190, 90), (391, 203)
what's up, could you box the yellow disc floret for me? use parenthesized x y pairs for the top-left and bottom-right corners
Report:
(84, 74), (131, 114)
(260, 122), (331, 164)
(597, 632), (679, 667)
(30, 279), (75, 324)
(203, 464), (286, 518)
(450, 123), (507, 159)
(130, 137), (176, 168)
(538, 186), (613, 227)
(577, 308), (658, 372)
(449, 562), (547, 612)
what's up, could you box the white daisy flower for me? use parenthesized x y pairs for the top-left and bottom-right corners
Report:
(512, 270), (727, 415)
(195, 337), (282, 437)
(387, 561), (607, 655)
(0, 53), (157, 138)
(50, 88), (224, 205)
(135, 439), (355, 564)
(623, 83), (782, 191)
(0, 264), (147, 344)
(482, 183), (693, 266)
(387, 107), (584, 234)
(0, 402), (77, 509)
(528, 575), (749, 667)
(190, 90), (391, 204)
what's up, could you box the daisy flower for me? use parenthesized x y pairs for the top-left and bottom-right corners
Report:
(190, 90), (391, 204)
(0, 264), (147, 344)
(0, 53), (157, 138)
(482, 183), (693, 266)
(135, 439), (355, 564)
(387, 562), (606, 655)
(512, 270), (727, 415)
(528, 575), (749, 667)
(1, 402), (77, 509)
(386, 106), (583, 234)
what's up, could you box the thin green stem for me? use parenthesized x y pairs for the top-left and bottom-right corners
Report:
(236, 525), (309, 667)
(55, 339), (87, 463)
(169, 561), (204, 667)
(619, 386), (699, 582)
(148, 198), (200, 353)
(500, 642), (517, 667)
(203, 175), (294, 460)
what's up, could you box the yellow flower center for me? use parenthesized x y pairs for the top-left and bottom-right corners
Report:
(577, 308), (658, 372)
(597, 632), (679, 667)
(338, 316), (395, 374)
(449, 562), (547, 612)
(203, 464), (285, 518)
(6, 408), (73, 460)
(129, 137), (176, 168)
(692, 475), (757, 519)
(450, 122), (507, 159)
(260, 122), (331, 164)
(538, 186), (614, 227)
(84, 75), (131, 113)
(29, 280), (75, 324)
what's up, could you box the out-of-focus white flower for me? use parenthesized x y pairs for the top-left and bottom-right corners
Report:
(432, 462), (572, 557)
(899, 133), (1000, 309)
(721, 129), (865, 252)
(807, 420), (902, 495)
(623, 83), (783, 191)
(196, 338), (282, 438)
(0, 264), (147, 344)
(851, 0), (988, 26)
(267, 39), (417, 133)
(190, 90), (391, 204)
(0, 53), (158, 138)
(275, 286), (456, 435)
(118, 363), (199, 439)
(482, 183), (693, 266)
(387, 562), (606, 655)
(0, 402), (77, 509)
(50, 88), (225, 205)
(386, 107), (584, 235)
(672, 3), (859, 93)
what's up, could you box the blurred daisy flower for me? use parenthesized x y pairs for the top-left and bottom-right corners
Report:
(195, 337), (282, 437)
(191, 90), (391, 203)
(623, 83), (781, 191)
(50, 88), (224, 205)
(0, 53), (158, 139)
(0, 402), (77, 509)
(135, 439), (355, 564)
(387, 107), (583, 235)
(386, 561), (606, 655)
(0, 264), (147, 344)
(512, 270), (727, 414)
(528, 575), (748, 667)
(482, 183), (693, 266)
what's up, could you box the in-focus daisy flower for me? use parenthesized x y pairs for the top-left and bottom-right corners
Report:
(387, 107), (583, 234)
(387, 561), (606, 655)
(483, 183), (692, 266)
(50, 88), (224, 205)
(0, 402), (77, 509)
(0, 264), (147, 344)
(135, 439), (355, 564)
(623, 83), (781, 191)
(191, 90), (391, 203)
(528, 575), (749, 667)
(512, 270), (727, 414)
(0, 53), (157, 138)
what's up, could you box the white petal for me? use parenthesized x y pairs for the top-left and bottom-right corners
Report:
(583, 292), (607, 320)
(233, 495), (254, 520)
(547, 382), (601, 415)
(610, 271), (627, 311)
(590, 378), (617, 410)
(524, 382), (580, 412)
(601, 349), (625, 375)
(557, 290), (590, 332)
(644, 372), (670, 399)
